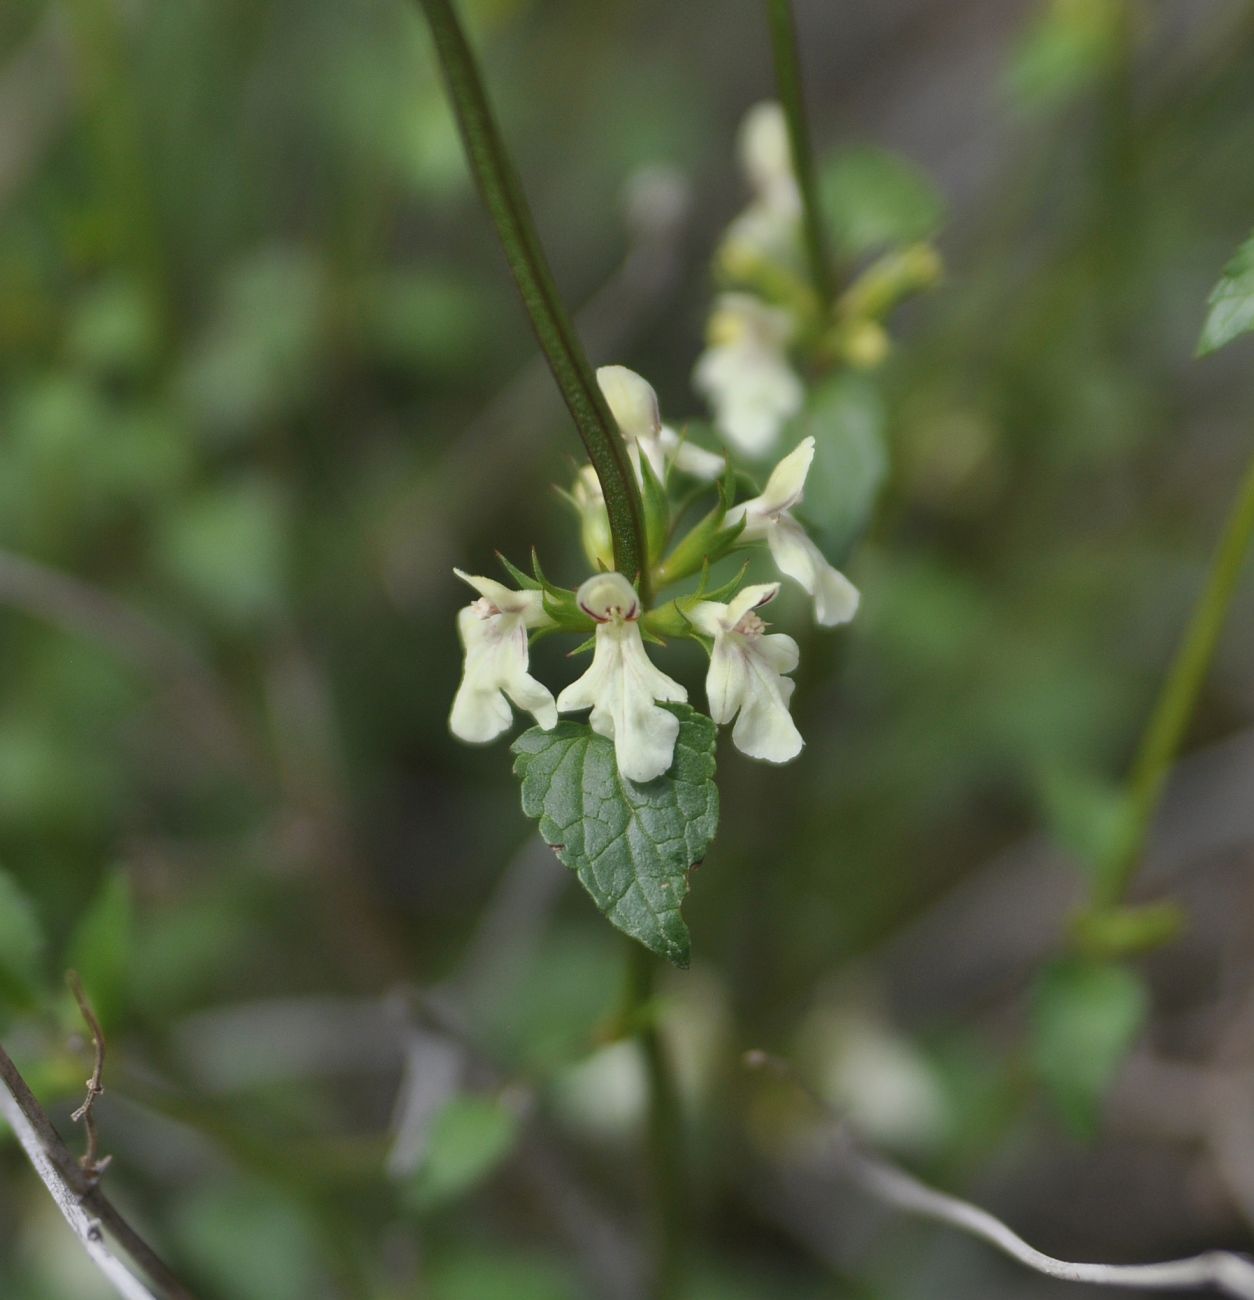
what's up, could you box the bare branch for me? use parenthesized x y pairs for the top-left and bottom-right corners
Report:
(744, 1051), (1254, 1299)
(0, 1040), (196, 1300)
(67, 971), (112, 1178)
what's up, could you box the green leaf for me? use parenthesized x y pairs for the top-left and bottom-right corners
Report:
(65, 871), (133, 1030)
(0, 866), (45, 1010)
(511, 704), (718, 967)
(785, 373), (888, 556)
(407, 1094), (522, 1212)
(820, 147), (945, 259)
(1032, 958), (1147, 1137)
(1197, 231), (1254, 356)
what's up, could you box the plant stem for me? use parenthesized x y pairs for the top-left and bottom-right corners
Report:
(625, 942), (685, 1299)
(764, 0), (834, 307)
(416, 0), (650, 600)
(1097, 447), (1254, 907)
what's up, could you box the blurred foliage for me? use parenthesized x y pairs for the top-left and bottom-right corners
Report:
(2, 0), (1254, 1296)
(1198, 227), (1254, 356)
(1031, 958), (1148, 1137)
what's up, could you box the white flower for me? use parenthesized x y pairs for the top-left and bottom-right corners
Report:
(740, 101), (798, 208)
(656, 423), (726, 481)
(725, 437), (860, 627)
(556, 573), (686, 783)
(449, 571), (557, 743)
(721, 102), (802, 269)
(596, 364), (724, 481)
(693, 294), (804, 459)
(691, 583), (802, 763)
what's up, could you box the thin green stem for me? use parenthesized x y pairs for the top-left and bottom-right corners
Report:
(625, 942), (685, 1300)
(417, 0), (650, 600)
(1097, 447), (1254, 907)
(765, 0), (835, 307)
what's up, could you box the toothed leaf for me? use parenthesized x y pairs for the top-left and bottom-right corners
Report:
(511, 704), (718, 967)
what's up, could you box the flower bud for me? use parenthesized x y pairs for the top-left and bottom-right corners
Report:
(739, 101), (793, 195)
(597, 365), (661, 442)
(571, 466), (614, 571)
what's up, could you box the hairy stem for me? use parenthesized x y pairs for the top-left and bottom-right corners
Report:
(1098, 447), (1254, 907)
(625, 942), (685, 1299)
(765, 0), (834, 306)
(417, 0), (650, 600)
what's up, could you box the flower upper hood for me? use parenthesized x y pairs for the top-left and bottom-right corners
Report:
(725, 437), (860, 627)
(556, 573), (687, 783)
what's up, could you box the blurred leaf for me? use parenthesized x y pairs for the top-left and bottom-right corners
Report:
(156, 478), (289, 627)
(1032, 958), (1147, 1136)
(427, 1247), (579, 1300)
(0, 866), (45, 1010)
(820, 147), (945, 258)
(131, 883), (267, 1016)
(407, 1094), (522, 1212)
(787, 373), (888, 557)
(511, 704), (718, 967)
(1037, 766), (1132, 877)
(179, 248), (328, 438)
(100, 405), (195, 504)
(173, 1179), (324, 1300)
(66, 278), (158, 378)
(479, 928), (622, 1071)
(1006, 0), (1127, 112)
(65, 871), (132, 1030)
(356, 267), (490, 375)
(1197, 230), (1254, 356)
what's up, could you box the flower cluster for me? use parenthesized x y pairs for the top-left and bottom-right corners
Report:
(694, 101), (943, 461)
(449, 100), (938, 785)
(450, 362), (857, 783)
(695, 103), (807, 459)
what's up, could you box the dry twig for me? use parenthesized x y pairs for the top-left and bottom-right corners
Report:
(67, 970), (112, 1177)
(0, 1032), (194, 1299)
(744, 1050), (1254, 1298)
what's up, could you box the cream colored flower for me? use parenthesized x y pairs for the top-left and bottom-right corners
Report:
(691, 583), (802, 763)
(556, 573), (686, 782)
(721, 101), (802, 269)
(725, 437), (860, 627)
(597, 364), (724, 481)
(693, 294), (804, 459)
(449, 572), (556, 743)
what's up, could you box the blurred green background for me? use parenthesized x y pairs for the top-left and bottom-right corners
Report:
(3, 0), (1254, 1296)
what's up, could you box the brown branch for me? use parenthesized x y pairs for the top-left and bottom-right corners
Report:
(67, 970), (111, 1177)
(0, 1039), (196, 1300)
(744, 1051), (1254, 1299)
